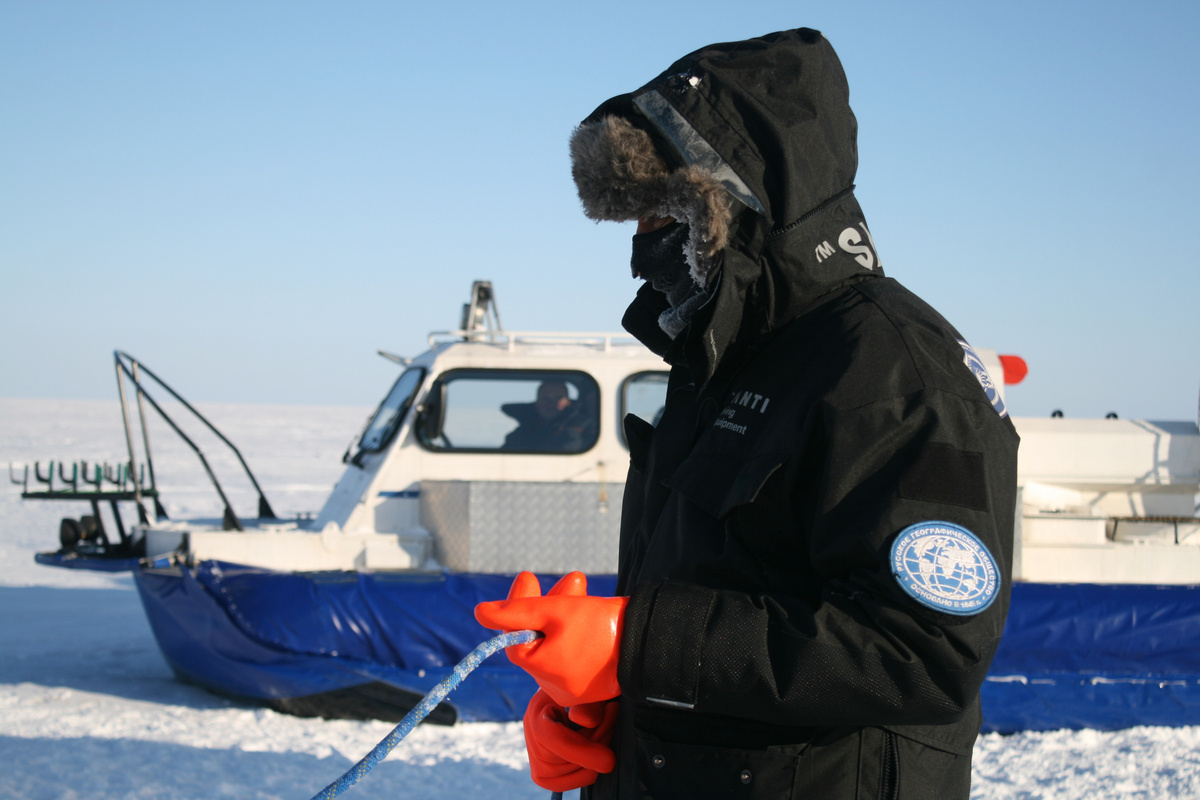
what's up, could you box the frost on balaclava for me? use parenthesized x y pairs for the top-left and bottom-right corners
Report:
(629, 220), (707, 339)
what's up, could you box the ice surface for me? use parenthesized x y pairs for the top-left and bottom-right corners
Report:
(2, 397), (1199, 799)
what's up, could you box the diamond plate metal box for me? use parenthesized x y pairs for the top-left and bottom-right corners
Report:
(419, 481), (623, 573)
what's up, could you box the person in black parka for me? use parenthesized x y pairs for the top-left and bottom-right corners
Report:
(479, 27), (1018, 800)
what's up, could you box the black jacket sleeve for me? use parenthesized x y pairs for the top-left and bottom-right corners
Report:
(618, 388), (1018, 729)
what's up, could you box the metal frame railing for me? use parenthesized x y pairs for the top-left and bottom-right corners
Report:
(111, 350), (276, 531)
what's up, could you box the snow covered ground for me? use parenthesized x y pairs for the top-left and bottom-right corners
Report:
(3, 397), (1200, 799)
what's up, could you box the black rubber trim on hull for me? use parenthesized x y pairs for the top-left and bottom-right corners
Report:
(268, 681), (459, 726)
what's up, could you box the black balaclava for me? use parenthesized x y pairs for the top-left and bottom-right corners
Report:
(629, 221), (709, 339)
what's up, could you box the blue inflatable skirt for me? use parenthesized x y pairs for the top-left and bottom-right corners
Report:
(133, 563), (1200, 731)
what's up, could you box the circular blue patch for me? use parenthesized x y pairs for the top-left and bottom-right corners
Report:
(890, 521), (1000, 615)
(958, 340), (1007, 418)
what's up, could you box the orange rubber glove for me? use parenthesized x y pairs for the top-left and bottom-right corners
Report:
(474, 571), (628, 707)
(523, 689), (619, 791)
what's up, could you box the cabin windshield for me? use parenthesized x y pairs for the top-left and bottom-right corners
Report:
(359, 367), (426, 452)
(421, 369), (600, 454)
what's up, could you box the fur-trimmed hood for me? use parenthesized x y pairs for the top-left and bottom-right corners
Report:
(570, 115), (734, 285)
(571, 28), (882, 387)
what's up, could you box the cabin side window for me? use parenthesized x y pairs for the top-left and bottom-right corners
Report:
(620, 372), (669, 440)
(358, 367), (427, 453)
(417, 369), (600, 454)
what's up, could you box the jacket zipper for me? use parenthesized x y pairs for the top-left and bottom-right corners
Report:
(880, 730), (899, 800)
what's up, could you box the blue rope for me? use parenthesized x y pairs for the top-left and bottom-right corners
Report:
(310, 629), (541, 800)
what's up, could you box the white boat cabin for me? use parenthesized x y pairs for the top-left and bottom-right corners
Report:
(141, 283), (1200, 586)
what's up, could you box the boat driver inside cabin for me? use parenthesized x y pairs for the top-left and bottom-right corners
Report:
(477, 28), (1018, 800)
(503, 380), (578, 452)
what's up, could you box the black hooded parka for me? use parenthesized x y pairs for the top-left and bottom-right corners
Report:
(579, 29), (1019, 800)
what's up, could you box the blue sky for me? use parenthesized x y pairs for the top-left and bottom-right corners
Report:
(3, 1), (1198, 422)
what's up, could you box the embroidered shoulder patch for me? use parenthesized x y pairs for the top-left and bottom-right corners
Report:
(890, 521), (1000, 615)
(958, 340), (1007, 418)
